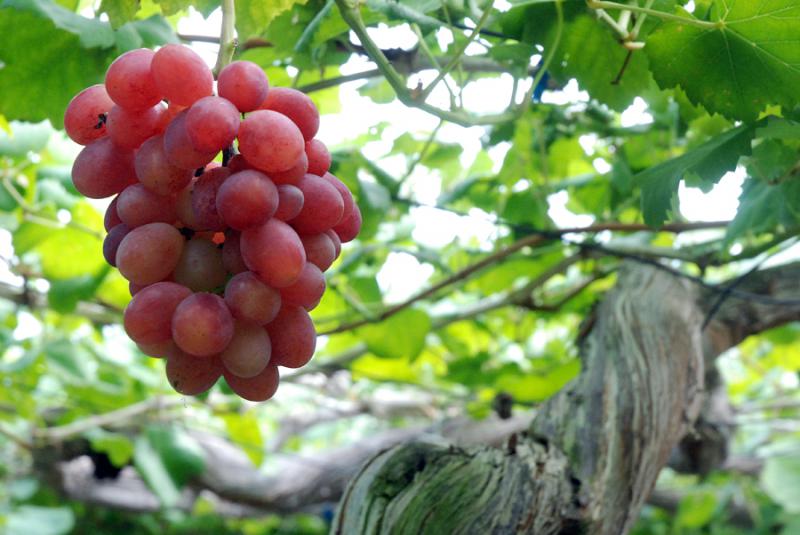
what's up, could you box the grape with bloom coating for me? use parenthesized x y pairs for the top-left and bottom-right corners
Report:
(192, 166), (232, 231)
(72, 137), (137, 199)
(241, 219), (306, 288)
(107, 103), (165, 149)
(280, 263), (325, 310)
(102, 224), (130, 267)
(222, 231), (248, 274)
(224, 271), (281, 325)
(238, 110), (305, 173)
(333, 204), (362, 243)
(224, 365), (279, 402)
(221, 321), (272, 378)
(166, 349), (223, 395)
(124, 282), (192, 345)
(105, 48), (161, 110)
(301, 233), (336, 271)
(217, 61), (269, 113)
(172, 293), (234, 357)
(259, 87), (319, 140)
(185, 96), (240, 153)
(172, 238), (227, 292)
(134, 134), (193, 195)
(305, 139), (331, 176)
(151, 44), (213, 107)
(216, 170), (278, 230)
(116, 222), (184, 285)
(274, 184), (304, 221)
(117, 184), (176, 228)
(290, 174), (344, 234)
(266, 304), (316, 368)
(164, 111), (218, 170)
(104, 197), (122, 231)
(64, 84), (113, 145)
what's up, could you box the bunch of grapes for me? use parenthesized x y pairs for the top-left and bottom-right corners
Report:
(64, 45), (360, 401)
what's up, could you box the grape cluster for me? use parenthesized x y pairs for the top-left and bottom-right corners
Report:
(65, 45), (360, 401)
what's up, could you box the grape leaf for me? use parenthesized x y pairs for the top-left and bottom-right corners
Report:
(99, 0), (140, 28)
(2, 0), (115, 49)
(360, 308), (431, 360)
(761, 455), (800, 513)
(637, 122), (757, 226)
(236, 0), (309, 41)
(646, 1), (800, 121)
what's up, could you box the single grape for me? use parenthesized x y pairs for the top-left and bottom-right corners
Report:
(102, 223), (130, 267)
(116, 222), (184, 285)
(172, 237), (227, 292)
(104, 48), (161, 110)
(274, 184), (304, 221)
(164, 111), (218, 170)
(221, 320), (272, 378)
(268, 151), (308, 185)
(280, 263), (325, 310)
(259, 87), (319, 140)
(301, 233), (336, 271)
(166, 349), (223, 396)
(266, 304), (316, 368)
(289, 174), (344, 234)
(217, 61), (269, 113)
(104, 196), (122, 231)
(72, 137), (137, 199)
(175, 178), (200, 229)
(222, 230), (248, 274)
(322, 172), (355, 222)
(106, 103), (166, 149)
(241, 219), (306, 288)
(224, 365), (279, 402)
(134, 134), (193, 196)
(129, 282), (146, 296)
(224, 271), (281, 325)
(172, 293), (234, 357)
(117, 183), (176, 228)
(64, 84), (113, 145)
(226, 154), (254, 173)
(123, 281), (192, 345)
(185, 96), (240, 153)
(191, 166), (232, 231)
(151, 44), (213, 107)
(216, 170), (278, 230)
(325, 229), (342, 258)
(137, 339), (176, 359)
(237, 110), (305, 173)
(305, 139), (331, 176)
(333, 203), (362, 243)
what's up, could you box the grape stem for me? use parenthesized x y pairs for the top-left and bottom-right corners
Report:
(213, 0), (237, 77)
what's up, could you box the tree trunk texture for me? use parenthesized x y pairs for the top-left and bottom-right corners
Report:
(332, 262), (800, 535)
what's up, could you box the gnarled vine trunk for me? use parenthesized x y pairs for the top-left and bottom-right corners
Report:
(333, 262), (800, 534)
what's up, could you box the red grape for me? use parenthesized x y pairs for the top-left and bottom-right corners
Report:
(221, 320), (272, 378)
(217, 61), (269, 113)
(259, 87), (319, 140)
(241, 219), (306, 288)
(268, 151), (308, 185)
(322, 172), (355, 222)
(104, 196), (122, 231)
(280, 263), (325, 310)
(222, 231), (248, 274)
(106, 103), (165, 149)
(102, 224), (130, 267)
(172, 237), (227, 292)
(216, 170), (278, 230)
(266, 304), (316, 368)
(224, 271), (281, 325)
(137, 339), (176, 359)
(151, 44), (213, 107)
(333, 203), (362, 243)
(185, 96), (240, 153)
(290, 174), (344, 234)
(117, 183), (176, 228)
(226, 154), (254, 173)
(123, 281), (192, 345)
(237, 110), (304, 173)
(301, 233), (336, 271)
(116, 222), (184, 285)
(192, 166), (232, 231)
(305, 139), (331, 176)
(224, 365), (279, 402)
(72, 137), (137, 199)
(274, 184), (304, 221)
(104, 49), (161, 110)
(166, 350), (223, 395)
(175, 179), (200, 229)
(172, 293), (234, 357)
(134, 134), (193, 195)
(164, 111), (218, 170)
(64, 84), (113, 145)
(325, 229), (342, 258)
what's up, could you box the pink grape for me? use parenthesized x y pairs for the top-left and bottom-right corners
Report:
(266, 304), (316, 368)
(106, 103), (166, 149)
(333, 203), (362, 243)
(290, 174), (344, 234)
(134, 134), (193, 195)
(137, 339), (176, 359)
(166, 350), (223, 395)
(123, 281), (191, 345)
(305, 139), (331, 176)
(164, 111), (218, 170)
(216, 170), (278, 230)
(322, 172), (355, 222)
(241, 219), (306, 288)
(226, 154), (254, 173)
(175, 179), (200, 229)
(64, 84), (113, 145)
(301, 233), (336, 271)
(185, 96), (240, 153)
(274, 184), (304, 221)
(224, 365), (279, 402)
(116, 222), (184, 285)
(237, 110), (304, 173)
(325, 229), (342, 258)
(104, 49), (161, 110)
(172, 293), (234, 357)
(72, 137), (137, 199)
(222, 231), (248, 274)
(151, 44), (213, 106)
(268, 152), (308, 185)
(280, 263), (325, 310)
(104, 197), (122, 231)
(217, 61), (269, 112)
(224, 271), (281, 325)
(117, 183), (176, 228)
(102, 224), (130, 267)
(259, 87), (319, 140)
(129, 282), (146, 296)
(172, 238), (227, 292)
(192, 166), (232, 231)
(220, 321), (272, 378)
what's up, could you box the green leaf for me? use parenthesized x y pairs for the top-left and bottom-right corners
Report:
(48, 267), (109, 313)
(6, 506), (74, 535)
(495, 359), (580, 403)
(44, 339), (93, 382)
(727, 177), (800, 241)
(761, 455), (800, 513)
(134, 433), (181, 507)
(646, 2), (800, 121)
(3, 0), (115, 48)
(360, 308), (431, 360)
(99, 0), (141, 28)
(134, 426), (205, 507)
(0, 7), (111, 128)
(746, 140), (797, 182)
(236, 0), (309, 40)
(637, 123), (756, 226)
(88, 429), (135, 467)
(0, 120), (52, 157)
(676, 490), (718, 528)
(222, 413), (264, 466)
